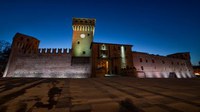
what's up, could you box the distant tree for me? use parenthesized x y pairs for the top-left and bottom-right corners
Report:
(0, 40), (11, 77)
(0, 40), (11, 60)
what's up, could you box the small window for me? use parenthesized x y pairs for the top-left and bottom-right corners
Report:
(146, 59), (148, 63)
(152, 59), (155, 63)
(82, 51), (86, 54)
(162, 60), (165, 64)
(77, 41), (80, 44)
(140, 58), (143, 62)
(88, 34), (90, 36)
(171, 62), (174, 65)
(141, 66), (144, 70)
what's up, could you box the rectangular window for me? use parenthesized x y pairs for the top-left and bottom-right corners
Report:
(152, 59), (155, 63)
(141, 66), (144, 70)
(140, 58), (143, 62)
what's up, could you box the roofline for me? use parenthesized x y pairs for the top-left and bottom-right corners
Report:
(15, 32), (39, 41)
(167, 52), (190, 56)
(72, 17), (96, 20)
(92, 42), (133, 46)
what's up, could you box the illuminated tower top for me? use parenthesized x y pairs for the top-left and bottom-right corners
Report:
(72, 18), (96, 34)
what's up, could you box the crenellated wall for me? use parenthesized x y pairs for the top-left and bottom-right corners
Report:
(38, 48), (71, 56)
(4, 33), (91, 78)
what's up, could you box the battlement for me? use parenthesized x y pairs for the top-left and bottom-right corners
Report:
(72, 18), (96, 26)
(38, 48), (71, 55)
(72, 18), (96, 32)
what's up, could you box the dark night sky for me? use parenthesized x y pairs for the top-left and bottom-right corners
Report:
(0, 0), (200, 65)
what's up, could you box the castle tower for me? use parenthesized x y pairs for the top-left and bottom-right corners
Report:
(72, 18), (96, 57)
(12, 33), (40, 55)
(3, 33), (40, 77)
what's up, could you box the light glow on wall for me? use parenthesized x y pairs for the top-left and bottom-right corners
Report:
(101, 54), (107, 58)
(13, 67), (91, 78)
(120, 46), (126, 68)
(195, 73), (200, 75)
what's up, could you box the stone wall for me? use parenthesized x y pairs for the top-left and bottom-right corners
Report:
(132, 51), (195, 78)
(9, 54), (91, 78)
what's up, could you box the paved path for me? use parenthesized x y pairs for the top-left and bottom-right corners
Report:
(0, 77), (199, 112)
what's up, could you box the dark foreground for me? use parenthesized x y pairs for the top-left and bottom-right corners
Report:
(0, 77), (199, 112)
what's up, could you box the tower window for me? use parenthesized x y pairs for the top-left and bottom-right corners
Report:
(88, 33), (90, 36)
(146, 59), (148, 63)
(77, 41), (80, 44)
(141, 66), (144, 70)
(82, 51), (86, 54)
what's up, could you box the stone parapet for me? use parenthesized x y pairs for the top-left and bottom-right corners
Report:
(38, 48), (71, 55)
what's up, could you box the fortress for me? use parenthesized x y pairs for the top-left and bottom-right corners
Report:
(3, 18), (195, 78)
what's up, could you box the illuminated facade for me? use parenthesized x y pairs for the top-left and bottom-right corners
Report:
(72, 18), (95, 57)
(133, 52), (194, 78)
(3, 18), (196, 78)
(91, 42), (134, 77)
(193, 66), (200, 76)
